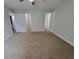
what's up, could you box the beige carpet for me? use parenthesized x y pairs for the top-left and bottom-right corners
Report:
(4, 32), (74, 59)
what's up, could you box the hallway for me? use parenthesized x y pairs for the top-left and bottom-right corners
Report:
(4, 32), (73, 59)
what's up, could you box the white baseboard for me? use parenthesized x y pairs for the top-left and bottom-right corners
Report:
(50, 31), (74, 46)
(4, 34), (13, 40)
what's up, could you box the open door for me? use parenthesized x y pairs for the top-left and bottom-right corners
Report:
(9, 16), (15, 33)
(14, 14), (28, 32)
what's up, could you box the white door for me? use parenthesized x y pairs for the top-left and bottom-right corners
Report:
(14, 14), (27, 32)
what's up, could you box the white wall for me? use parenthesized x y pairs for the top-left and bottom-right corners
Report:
(50, 0), (74, 46)
(4, 6), (14, 40)
(15, 9), (52, 32)
(14, 14), (27, 32)
(31, 10), (45, 31)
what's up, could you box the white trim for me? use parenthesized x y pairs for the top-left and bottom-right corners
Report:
(51, 11), (55, 30)
(50, 31), (74, 46)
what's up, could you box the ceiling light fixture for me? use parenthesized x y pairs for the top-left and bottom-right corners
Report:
(29, 0), (34, 2)
(20, 0), (24, 2)
(32, 1), (35, 5)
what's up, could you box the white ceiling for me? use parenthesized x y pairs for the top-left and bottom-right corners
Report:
(4, 0), (65, 10)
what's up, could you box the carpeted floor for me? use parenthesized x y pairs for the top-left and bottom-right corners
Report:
(4, 32), (74, 59)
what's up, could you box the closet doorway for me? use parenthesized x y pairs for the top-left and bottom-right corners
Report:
(45, 13), (53, 31)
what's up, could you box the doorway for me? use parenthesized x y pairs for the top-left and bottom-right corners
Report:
(9, 12), (16, 33)
(25, 13), (32, 32)
(45, 13), (53, 31)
